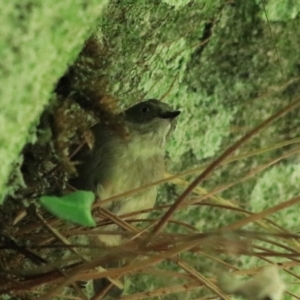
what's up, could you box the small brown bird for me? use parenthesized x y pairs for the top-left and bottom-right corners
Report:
(70, 99), (180, 296)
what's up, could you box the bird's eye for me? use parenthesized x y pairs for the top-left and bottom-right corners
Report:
(141, 105), (150, 114)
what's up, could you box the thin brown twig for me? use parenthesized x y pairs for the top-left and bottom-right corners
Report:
(35, 207), (88, 300)
(160, 71), (180, 100)
(145, 97), (300, 244)
(120, 281), (200, 300)
(176, 258), (230, 300)
(221, 194), (300, 232)
(95, 137), (300, 208)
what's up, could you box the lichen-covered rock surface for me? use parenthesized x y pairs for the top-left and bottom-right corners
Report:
(1, 0), (300, 299)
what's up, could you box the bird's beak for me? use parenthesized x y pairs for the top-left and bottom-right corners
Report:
(160, 110), (181, 120)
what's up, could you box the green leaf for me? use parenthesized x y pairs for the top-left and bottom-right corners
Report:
(40, 191), (96, 227)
